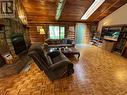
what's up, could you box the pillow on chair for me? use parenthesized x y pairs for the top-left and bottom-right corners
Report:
(47, 50), (60, 58)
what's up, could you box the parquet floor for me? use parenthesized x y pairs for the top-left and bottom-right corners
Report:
(0, 44), (127, 95)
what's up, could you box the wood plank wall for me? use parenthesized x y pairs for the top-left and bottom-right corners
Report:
(67, 26), (75, 40)
(28, 23), (98, 44)
(28, 23), (76, 44)
(67, 31), (75, 40)
(29, 26), (45, 44)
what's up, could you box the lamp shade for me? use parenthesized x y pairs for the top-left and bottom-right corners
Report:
(40, 28), (45, 34)
(37, 26), (43, 32)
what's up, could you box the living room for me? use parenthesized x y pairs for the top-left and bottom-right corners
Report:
(0, 0), (127, 95)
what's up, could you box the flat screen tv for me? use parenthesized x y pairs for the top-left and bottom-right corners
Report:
(103, 28), (121, 41)
(104, 32), (120, 41)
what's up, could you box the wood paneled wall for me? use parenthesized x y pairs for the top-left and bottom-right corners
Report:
(28, 23), (76, 43)
(28, 22), (98, 44)
(29, 26), (45, 44)
(67, 26), (75, 40)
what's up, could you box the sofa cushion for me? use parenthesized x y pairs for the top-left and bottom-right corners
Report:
(46, 39), (73, 44)
(52, 56), (63, 64)
(63, 39), (73, 44)
(67, 39), (73, 44)
(46, 39), (65, 45)
(47, 50), (60, 58)
(52, 53), (68, 64)
(63, 39), (67, 44)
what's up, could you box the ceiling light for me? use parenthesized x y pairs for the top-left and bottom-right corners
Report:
(81, 0), (105, 20)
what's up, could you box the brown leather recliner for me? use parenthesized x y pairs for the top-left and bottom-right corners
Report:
(28, 43), (74, 80)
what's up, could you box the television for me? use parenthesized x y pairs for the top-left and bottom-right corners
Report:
(102, 27), (121, 41)
(104, 31), (120, 41)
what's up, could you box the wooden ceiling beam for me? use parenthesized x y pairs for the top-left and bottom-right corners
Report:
(55, 0), (66, 20)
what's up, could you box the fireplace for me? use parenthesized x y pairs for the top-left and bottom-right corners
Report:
(0, 55), (5, 67)
(11, 33), (26, 54)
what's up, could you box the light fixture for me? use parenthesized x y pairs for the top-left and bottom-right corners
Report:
(19, 15), (25, 19)
(103, 22), (108, 26)
(81, 0), (105, 20)
(40, 28), (45, 34)
(37, 26), (42, 32)
(19, 15), (28, 25)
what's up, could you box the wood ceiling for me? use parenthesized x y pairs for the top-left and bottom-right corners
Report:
(21, 0), (127, 25)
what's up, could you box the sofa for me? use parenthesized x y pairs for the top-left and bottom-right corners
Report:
(28, 43), (74, 80)
(45, 38), (75, 47)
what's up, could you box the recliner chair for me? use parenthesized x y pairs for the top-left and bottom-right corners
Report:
(28, 43), (74, 80)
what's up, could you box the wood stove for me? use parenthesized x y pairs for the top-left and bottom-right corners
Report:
(11, 33), (26, 54)
(0, 55), (5, 67)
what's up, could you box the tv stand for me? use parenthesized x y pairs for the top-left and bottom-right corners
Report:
(101, 25), (127, 54)
(102, 39), (116, 52)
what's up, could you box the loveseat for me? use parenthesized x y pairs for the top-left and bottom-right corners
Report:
(45, 38), (75, 47)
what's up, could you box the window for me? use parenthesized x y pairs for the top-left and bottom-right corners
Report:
(49, 26), (65, 39)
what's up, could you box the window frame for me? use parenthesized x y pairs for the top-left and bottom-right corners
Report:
(48, 25), (66, 39)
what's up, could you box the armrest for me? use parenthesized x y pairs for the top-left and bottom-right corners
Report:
(49, 60), (69, 70)
(47, 50), (60, 58)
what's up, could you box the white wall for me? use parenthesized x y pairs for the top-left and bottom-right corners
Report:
(97, 3), (127, 32)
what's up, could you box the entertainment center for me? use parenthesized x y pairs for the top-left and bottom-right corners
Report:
(101, 25), (127, 57)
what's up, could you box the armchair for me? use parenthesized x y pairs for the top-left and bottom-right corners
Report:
(28, 43), (74, 80)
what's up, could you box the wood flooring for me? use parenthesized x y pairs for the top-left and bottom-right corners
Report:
(0, 51), (31, 78)
(0, 44), (127, 95)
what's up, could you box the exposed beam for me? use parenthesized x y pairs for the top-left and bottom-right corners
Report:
(55, 0), (66, 21)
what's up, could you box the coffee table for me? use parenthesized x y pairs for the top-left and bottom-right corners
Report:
(59, 47), (80, 59)
(48, 47), (80, 59)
